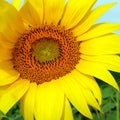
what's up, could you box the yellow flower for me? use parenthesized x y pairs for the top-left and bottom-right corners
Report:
(0, 0), (120, 119)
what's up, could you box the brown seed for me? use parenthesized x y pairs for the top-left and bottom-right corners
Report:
(12, 24), (80, 84)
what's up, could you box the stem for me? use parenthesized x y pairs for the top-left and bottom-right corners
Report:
(116, 91), (120, 120)
(95, 109), (104, 120)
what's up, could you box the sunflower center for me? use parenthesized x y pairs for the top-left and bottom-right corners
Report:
(12, 24), (80, 84)
(31, 38), (60, 63)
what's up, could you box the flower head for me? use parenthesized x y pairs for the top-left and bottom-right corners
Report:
(0, 0), (120, 119)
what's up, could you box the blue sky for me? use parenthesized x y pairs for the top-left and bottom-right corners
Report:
(94, 0), (120, 23)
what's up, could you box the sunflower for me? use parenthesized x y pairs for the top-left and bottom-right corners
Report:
(0, 0), (120, 119)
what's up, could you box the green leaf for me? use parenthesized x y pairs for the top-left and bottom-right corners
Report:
(106, 111), (117, 120)
(102, 102), (115, 112)
(93, 113), (101, 120)
(102, 87), (114, 98)
(74, 114), (82, 120)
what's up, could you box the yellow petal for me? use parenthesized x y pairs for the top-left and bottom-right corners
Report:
(0, 85), (9, 97)
(58, 75), (92, 119)
(0, 59), (19, 86)
(82, 87), (101, 111)
(12, 0), (22, 9)
(0, 69), (20, 86)
(20, 1), (40, 27)
(70, 69), (102, 105)
(28, 0), (44, 24)
(61, 0), (96, 29)
(69, 70), (101, 110)
(80, 54), (120, 72)
(103, 64), (120, 73)
(0, 79), (30, 114)
(80, 54), (120, 65)
(0, 33), (14, 49)
(73, 3), (116, 36)
(34, 81), (64, 120)
(77, 23), (120, 41)
(0, 34), (13, 61)
(80, 34), (120, 55)
(20, 82), (37, 120)
(62, 97), (73, 120)
(76, 59), (119, 90)
(44, 0), (66, 24)
(0, 46), (12, 62)
(0, 1), (25, 41)
(0, 61), (14, 70)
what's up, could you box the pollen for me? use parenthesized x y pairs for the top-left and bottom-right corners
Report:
(12, 24), (80, 84)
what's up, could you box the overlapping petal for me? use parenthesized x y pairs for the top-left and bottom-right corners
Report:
(80, 54), (120, 73)
(20, 1), (40, 27)
(73, 3), (116, 36)
(76, 60), (119, 90)
(20, 82), (37, 120)
(77, 23), (120, 41)
(57, 75), (93, 119)
(12, 0), (22, 9)
(34, 82), (64, 120)
(0, 79), (30, 114)
(80, 34), (120, 55)
(44, 0), (66, 24)
(62, 97), (73, 120)
(70, 70), (102, 105)
(27, 0), (44, 24)
(0, 61), (20, 86)
(0, 0), (25, 41)
(61, 0), (96, 29)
